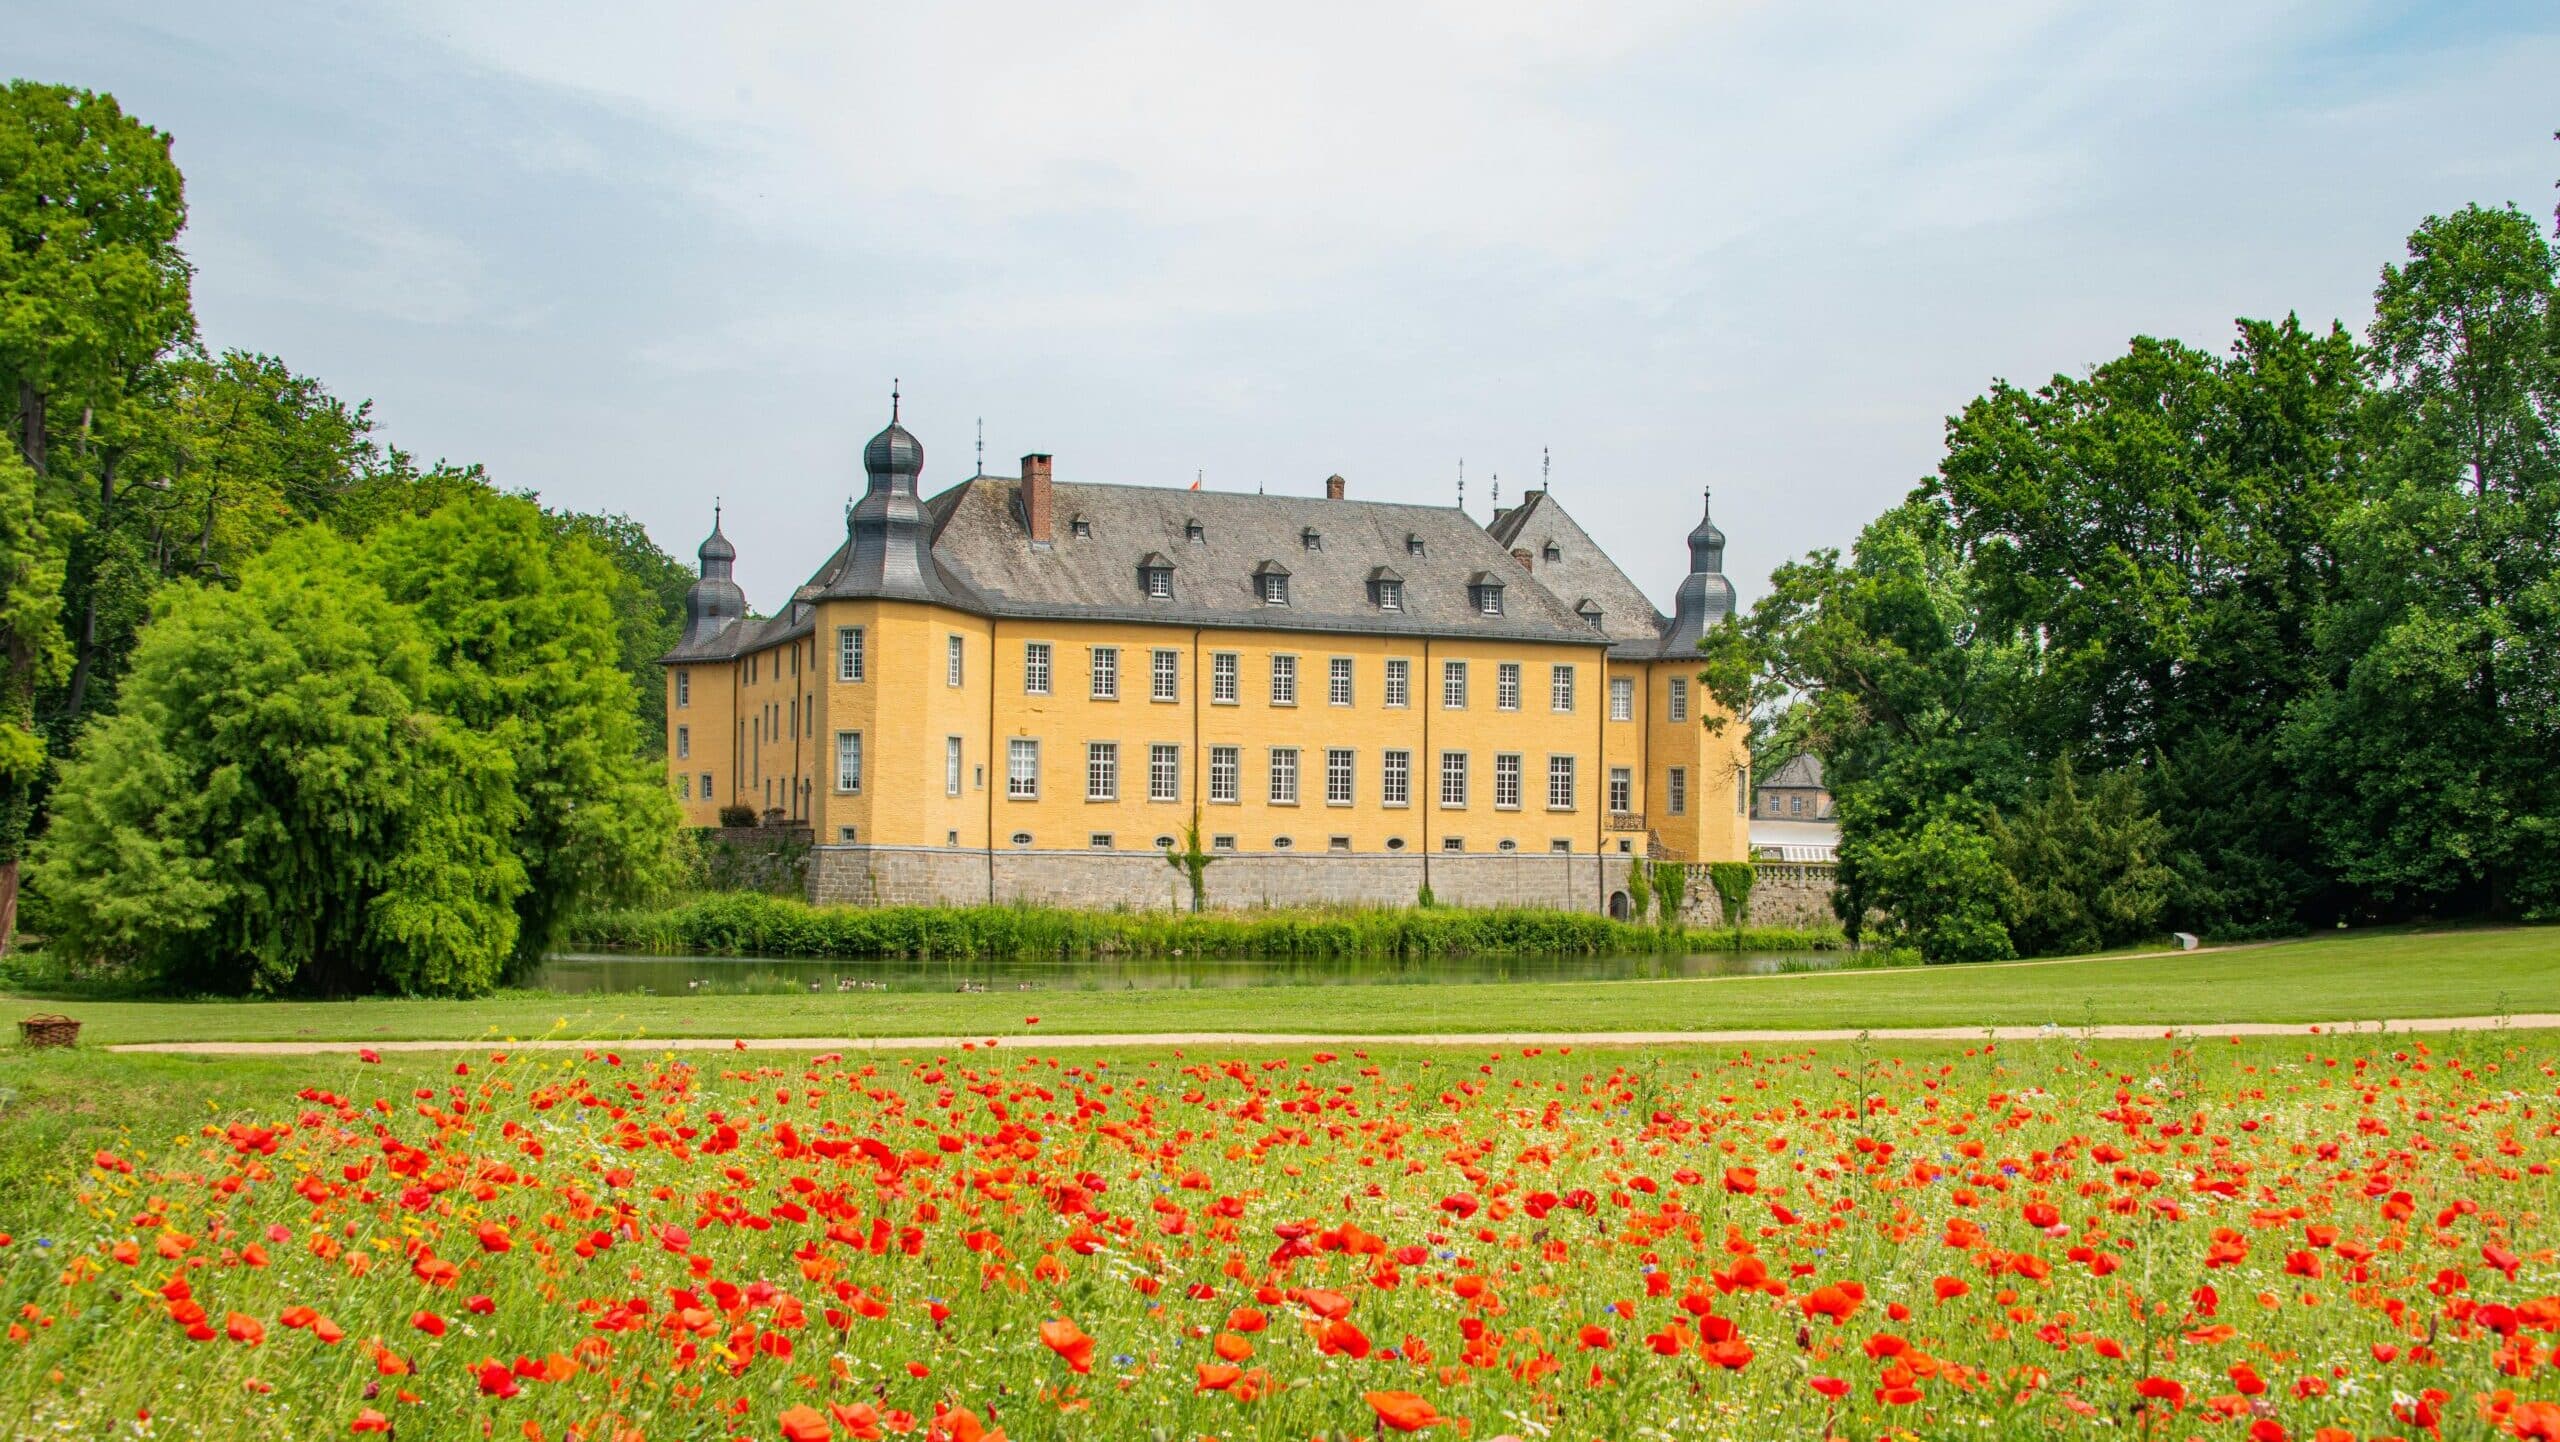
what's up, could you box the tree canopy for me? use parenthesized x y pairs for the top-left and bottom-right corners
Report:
(1705, 201), (2560, 958)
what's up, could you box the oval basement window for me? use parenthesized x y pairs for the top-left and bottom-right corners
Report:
(1154, 834), (1176, 849)
(1010, 832), (1032, 847)
(1384, 837), (1406, 851)
(1498, 838), (1518, 852)
(1273, 836), (1294, 850)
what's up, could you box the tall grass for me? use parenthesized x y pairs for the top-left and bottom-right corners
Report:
(563, 893), (1848, 961)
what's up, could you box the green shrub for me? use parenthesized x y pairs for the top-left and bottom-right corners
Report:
(559, 896), (1851, 962)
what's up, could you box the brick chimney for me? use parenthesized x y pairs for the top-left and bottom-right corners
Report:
(1511, 547), (1534, 572)
(1325, 473), (1345, 500)
(1021, 454), (1054, 545)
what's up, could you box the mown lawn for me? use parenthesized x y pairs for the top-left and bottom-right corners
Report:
(2, 922), (2553, 1045)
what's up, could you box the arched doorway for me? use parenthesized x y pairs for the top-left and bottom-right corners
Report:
(1607, 890), (1631, 922)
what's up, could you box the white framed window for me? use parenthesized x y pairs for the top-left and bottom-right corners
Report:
(947, 634), (964, 688)
(1151, 648), (1179, 702)
(1328, 656), (1353, 707)
(1442, 835), (1464, 852)
(946, 736), (963, 796)
(1384, 658), (1409, 708)
(1609, 766), (1632, 814)
(1268, 747), (1299, 804)
(698, 771), (712, 799)
(1668, 677), (1689, 724)
(1472, 582), (1504, 615)
(1667, 766), (1687, 815)
(1149, 743), (1180, 802)
(675, 670), (691, 707)
(1086, 741), (1118, 801)
(1496, 662), (1520, 711)
(1325, 748), (1354, 805)
(1211, 652), (1239, 704)
(1209, 745), (1240, 803)
(1548, 754), (1577, 810)
(1091, 647), (1119, 700)
(1375, 578), (1403, 610)
(834, 731), (863, 793)
(675, 725), (690, 759)
(1442, 660), (1468, 710)
(1737, 767), (1749, 814)
(1260, 571), (1289, 605)
(1007, 738), (1040, 799)
(1024, 642), (1052, 696)
(1550, 664), (1576, 713)
(1439, 751), (1468, 808)
(1144, 565), (1172, 599)
(837, 627), (865, 682)
(1381, 749), (1411, 806)
(1270, 654), (1298, 705)
(1090, 833), (1114, 849)
(1610, 677), (1634, 722)
(1494, 752), (1522, 810)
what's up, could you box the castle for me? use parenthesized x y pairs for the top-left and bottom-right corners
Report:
(661, 403), (1750, 914)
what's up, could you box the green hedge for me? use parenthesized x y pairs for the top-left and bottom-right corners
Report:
(564, 894), (1849, 961)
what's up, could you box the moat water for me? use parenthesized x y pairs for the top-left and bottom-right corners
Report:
(531, 949), (1853, 996)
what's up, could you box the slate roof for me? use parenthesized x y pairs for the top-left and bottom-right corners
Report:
(1761, 753), (1827, 790)
(1486, 490), (1673, 657)
(920, 476), (1609, 644)
(665, 463), (1733, 662)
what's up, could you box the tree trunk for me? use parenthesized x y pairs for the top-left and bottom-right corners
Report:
(14, 381), (43, 476)
(62, 454), (116, 725)
(0, 858), (19, 960)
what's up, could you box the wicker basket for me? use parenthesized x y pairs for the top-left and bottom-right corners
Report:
(17, 1013), (80, 1048)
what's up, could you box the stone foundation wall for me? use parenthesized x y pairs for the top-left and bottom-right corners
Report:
(1669, 861), (1841, 930)
(809, 845), (1633, 914)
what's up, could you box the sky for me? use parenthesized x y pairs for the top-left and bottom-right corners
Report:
(8, 1), (2555, 611)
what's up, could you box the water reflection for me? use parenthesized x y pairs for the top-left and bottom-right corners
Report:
(533, 950), (1853, 996)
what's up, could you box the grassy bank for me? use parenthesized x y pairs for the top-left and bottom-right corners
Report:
(5, 922), (2549, 1045)
(562, 891), (1848, 959)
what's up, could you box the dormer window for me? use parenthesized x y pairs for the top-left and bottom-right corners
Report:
(1405, 534), (1425, 557)
(1468, 572), (1505, 616)
(1368, 565), (1404, 611)
(1543, 541), (1561, 562)
(1301, 527), (1321, 552)
(1576, 599), (1604, 630)
(1069, 515), (1092, 540)
(1254, 560), (1291, 605)
(1138, 552), (1175, 600)
(1185, 519), (1204, 543)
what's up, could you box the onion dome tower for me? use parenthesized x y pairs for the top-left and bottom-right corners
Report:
(681, 505), (747, 646)
(838, 381), (947, 600)
(1660, 487), (1737, 654)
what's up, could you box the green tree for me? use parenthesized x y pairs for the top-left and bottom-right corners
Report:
(355, 490), (680, 971)
(1855, 818), (2014, 963)
(31, 528), (525, 993)
(0, 82), (194, 480)
(0, 445), (71, 944)
(544, 507), (691, 755)
(2284, 205), (2560, 918)
(52, 350), (396, 728)
(1988, 758), (2173, 956)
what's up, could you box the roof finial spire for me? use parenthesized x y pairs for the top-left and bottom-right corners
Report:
(713, 496), (722, 529)
(975, 417), (984, 476)
(1703, 484), (1712, 518)
(1491, 475), (1500, 510)
(891, 378), (900, 422)
(1543, 446), (1551, 492)
(1456, 458), (1465, 510)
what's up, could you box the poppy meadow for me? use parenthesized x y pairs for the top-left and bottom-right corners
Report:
(5, 1030), (2560, 1440)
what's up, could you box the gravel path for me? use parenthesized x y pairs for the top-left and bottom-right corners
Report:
(105, 1013), (2560, 1055)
